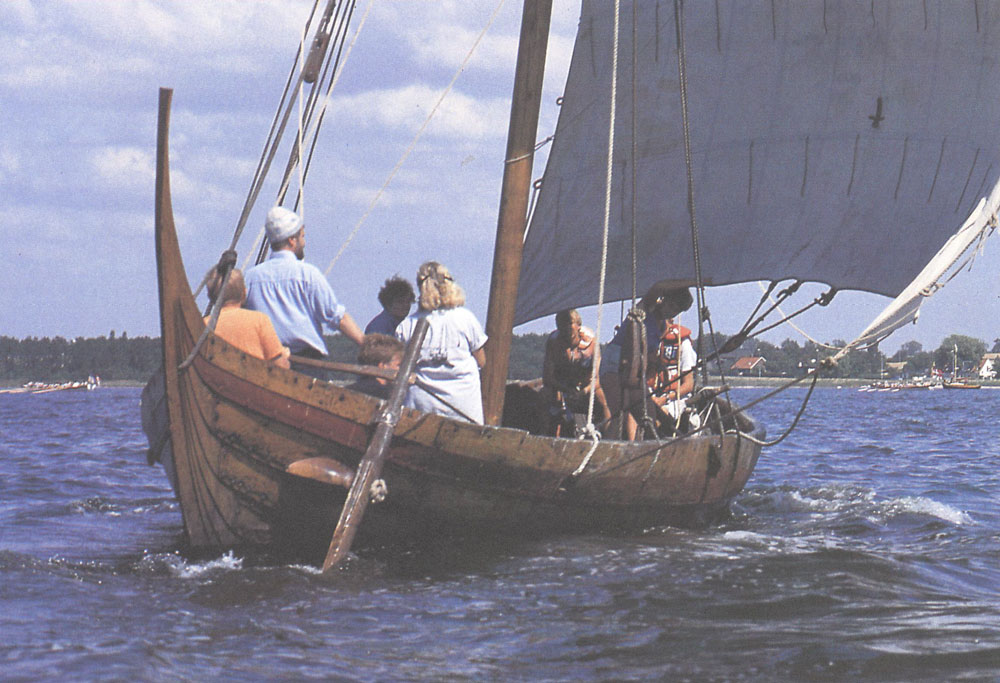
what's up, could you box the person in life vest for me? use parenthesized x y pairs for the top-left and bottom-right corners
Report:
(648, 313), (697, 429)
(542, 309), (612, 437)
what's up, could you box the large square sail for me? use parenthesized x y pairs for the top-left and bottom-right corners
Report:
(515, 0), (1000, 325)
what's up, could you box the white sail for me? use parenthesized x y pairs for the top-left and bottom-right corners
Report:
(842, 185), (999, 353)
(515, 0), (1000, 325)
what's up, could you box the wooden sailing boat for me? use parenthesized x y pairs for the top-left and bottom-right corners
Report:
(143, 1), (1000, 563)
(144, 84), (761, 561)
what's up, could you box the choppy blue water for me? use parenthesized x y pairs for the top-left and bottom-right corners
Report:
(1, 386), (998, 681)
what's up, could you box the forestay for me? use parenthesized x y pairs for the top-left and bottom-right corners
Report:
(515, 0), (1000, 325)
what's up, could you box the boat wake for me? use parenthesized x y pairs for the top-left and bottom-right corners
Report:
(740, 485), (972, 528)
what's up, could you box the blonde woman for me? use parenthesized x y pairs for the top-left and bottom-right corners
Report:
(395, 261), (487, 423)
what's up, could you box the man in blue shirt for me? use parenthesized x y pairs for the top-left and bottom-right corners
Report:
(245, 206), (364, 374)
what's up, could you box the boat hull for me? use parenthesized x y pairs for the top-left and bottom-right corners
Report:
(146, 89), (764, 563)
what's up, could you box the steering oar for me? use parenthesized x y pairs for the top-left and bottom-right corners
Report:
(322, 316), (429, 571)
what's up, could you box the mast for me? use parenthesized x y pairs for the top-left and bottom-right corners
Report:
(482, 0), (554, 426)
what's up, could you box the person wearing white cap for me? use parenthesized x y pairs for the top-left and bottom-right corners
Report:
(245, 206), (364, 373)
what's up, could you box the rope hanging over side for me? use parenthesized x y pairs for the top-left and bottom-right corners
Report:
(570, 0), (621, 480)
(581, 0), (620, 441)
(570, 424), (602, 477)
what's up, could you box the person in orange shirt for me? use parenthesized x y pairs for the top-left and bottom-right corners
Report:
(205, 267), (290, 369)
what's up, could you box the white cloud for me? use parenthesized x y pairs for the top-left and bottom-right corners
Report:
(331, 85), (509, 141)
(90, 146), (155, 188)
(0, 146), (20, 183)
(2, 0), (37, 26)
(85, 144), (225, 210)
(0, 1), (312, 94)
(405, 22), (520, 75)
(26, 1), (309, 55)
(374, 0), (576, 80)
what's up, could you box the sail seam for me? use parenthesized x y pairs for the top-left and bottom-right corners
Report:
(955, 148), (981, 213)
(894, 136), (909, 201)
(928, 137), (946, 202)
(847, 134), (860, 196)
(801, 136), (810, 198)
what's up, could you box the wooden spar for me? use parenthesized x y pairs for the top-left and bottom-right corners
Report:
(302, 0), (338, 83)
(481, 0), (554, 426)
(322, 315), (430, 571)
(288, 354), (402, 382)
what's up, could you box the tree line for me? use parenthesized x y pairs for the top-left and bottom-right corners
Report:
(0, 333), (160, 383)
(1, 331), (995, 384)
(711, 333), (996, 379)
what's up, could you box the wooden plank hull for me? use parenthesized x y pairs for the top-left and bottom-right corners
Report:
(146, 89), (764, 563)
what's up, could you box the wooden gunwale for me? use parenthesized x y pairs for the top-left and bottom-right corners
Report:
(199, 333), (762, 505)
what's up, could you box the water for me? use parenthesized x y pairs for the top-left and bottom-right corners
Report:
(1, 387), (998, 681)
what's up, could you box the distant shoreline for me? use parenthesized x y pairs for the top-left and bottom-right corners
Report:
(0, 379), (145, 389)
(3, 376), (996, 390)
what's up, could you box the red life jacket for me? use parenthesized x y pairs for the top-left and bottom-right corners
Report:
(648, 324), (691, 396)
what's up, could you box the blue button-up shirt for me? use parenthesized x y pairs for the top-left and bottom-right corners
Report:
(244, 251), (346, 355)
(364, 309), (405, 336)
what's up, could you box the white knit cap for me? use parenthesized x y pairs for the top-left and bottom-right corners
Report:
(265, 206), (303, 243)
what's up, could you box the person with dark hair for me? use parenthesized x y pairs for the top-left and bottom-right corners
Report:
(347, 333), (404, 400)
(365, 275), (415, 335)
(542, 308), (611, 436)
(204, 267), (290, 369)
(605, 281), (696, 439)
(396, 261), (487, 424)
(244, 206), (364, 377)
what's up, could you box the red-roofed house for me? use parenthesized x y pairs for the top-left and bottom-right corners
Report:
(731, 356), (766, 376)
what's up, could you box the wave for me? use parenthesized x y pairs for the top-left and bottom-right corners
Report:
(883, 497), (973, 525)
(743, 485), (972, 526)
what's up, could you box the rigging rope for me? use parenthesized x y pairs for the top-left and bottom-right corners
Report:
(673, 0), (709, 383)
(229, 0), (324, 275)
(241, 0), (372, 270)
(323, 0), (508, 276)
(580, 0), (620, 454)
(278, 0), (366, 213)
(184, 0), (357, 371)
(625, 0), (652, 440)
(295, 19), (309, 227)
(575, 363), (830, 482)
(756, 281), (840, 350)
(629, 0), (639, 309)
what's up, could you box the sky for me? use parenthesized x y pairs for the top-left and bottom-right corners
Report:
(2, 0), (998, 356)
